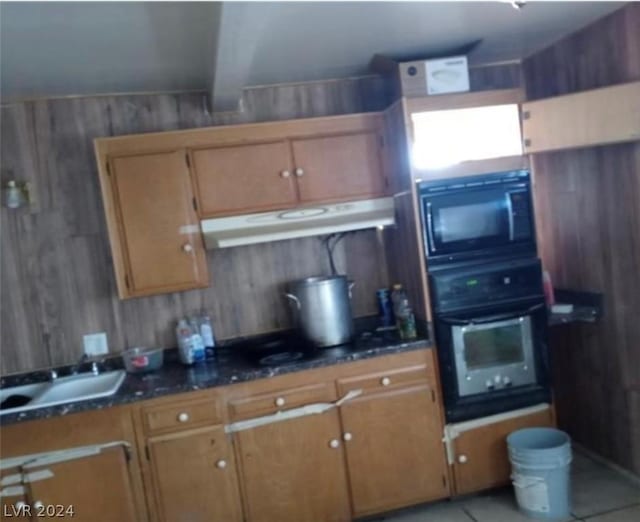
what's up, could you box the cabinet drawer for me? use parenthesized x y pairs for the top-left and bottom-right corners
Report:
(143, 398), (222, 435)
(337, 363), (435, 397)
(229, 382), (336, 421)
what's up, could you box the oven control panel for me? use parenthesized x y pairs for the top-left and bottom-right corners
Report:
(430, 258), (544, 312)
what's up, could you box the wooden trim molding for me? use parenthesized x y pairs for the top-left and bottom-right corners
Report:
(405, 88), (525, 114)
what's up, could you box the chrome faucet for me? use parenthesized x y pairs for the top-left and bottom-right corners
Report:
(70, 354), (89, 375)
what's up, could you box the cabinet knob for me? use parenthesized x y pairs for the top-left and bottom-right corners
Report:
(381, 377), (391, 387)
(33, 501), (44, 510)
(14, 501), (27, 510)
(177, 412), (190, 423)
(458, 454), (468, 464)
(329, 439), (340, 449)
(216, 459), (227, 469)
(275, 397), (286, 407)
(343, 432), (353, 442)
(280, 170), (291, 178)
(182, 243), (193, 253)
(294, 168), (305, 177)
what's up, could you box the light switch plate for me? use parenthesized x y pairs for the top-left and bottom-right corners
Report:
(83, 332), (108, 356)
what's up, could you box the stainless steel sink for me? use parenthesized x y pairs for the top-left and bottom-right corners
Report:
(0, 370), (126, 416)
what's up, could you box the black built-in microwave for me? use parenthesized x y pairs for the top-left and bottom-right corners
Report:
(418, 170), (536, 268)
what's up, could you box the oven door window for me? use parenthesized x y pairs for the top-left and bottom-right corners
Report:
(452, 316), (537, 397)
(463, 322), (524, 370)
(426, 188), (510, 255)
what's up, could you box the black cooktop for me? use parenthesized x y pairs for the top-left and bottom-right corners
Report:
(232, 327), (406, 368)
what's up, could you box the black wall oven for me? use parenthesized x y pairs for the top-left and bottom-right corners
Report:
(430, 258), (551, 422)
(418, 170), (536, 267)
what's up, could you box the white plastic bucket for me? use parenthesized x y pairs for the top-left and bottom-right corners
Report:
(507, 428), (572, 520)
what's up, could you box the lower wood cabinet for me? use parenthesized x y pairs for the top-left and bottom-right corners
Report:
(234, 409), (351, 522)
(146, 425), (243, 522)
(0, 407), (147, 522)
(339, 384), (450, 517)
(448, 404), (555, 496)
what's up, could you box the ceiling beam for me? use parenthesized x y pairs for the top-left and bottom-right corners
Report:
(209, 3), (273, 112)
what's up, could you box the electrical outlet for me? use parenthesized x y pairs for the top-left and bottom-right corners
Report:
(83, 332), (108, 357)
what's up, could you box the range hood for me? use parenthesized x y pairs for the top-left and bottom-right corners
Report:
(201, 197), (395, 249)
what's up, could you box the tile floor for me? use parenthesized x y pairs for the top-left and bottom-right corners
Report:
(371, 449), (640, 522)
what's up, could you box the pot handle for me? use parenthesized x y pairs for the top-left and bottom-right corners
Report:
(348, 281), (355, 299)
(285, 293), (301, 310)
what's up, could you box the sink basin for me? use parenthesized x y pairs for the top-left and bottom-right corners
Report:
(0, 370), (126, 416)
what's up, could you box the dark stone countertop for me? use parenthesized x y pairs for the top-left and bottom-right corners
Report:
(0, 321), (432, 425)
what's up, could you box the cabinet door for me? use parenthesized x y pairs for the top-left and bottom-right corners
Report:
(339, 385), (449, 518)
(147, 425), (243, 522)
(26, 446), (137, 521)
(522, 81), (640, 153)
(191, 141), (296, 217)
(235, 410), (350, 522)
(0, 467), (28, 521)
(110, 150), (208, 297)
(291, 132), (386, 203)
(452, 406), (554, 495)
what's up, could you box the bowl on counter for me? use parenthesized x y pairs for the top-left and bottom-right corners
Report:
(123, 347), (164, 374)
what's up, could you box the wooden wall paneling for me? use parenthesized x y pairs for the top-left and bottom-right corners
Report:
(523, 3), (640, 100)
(0, 103), (50, 372)
(524, 3), (640, 474)
(0, 76), (390, 375)
(468, 62), (523, 92)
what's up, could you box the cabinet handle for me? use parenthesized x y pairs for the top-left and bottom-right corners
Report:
(182, 243), (193, 253)
(280, 170), (291, 178)
(33, 501), (44, 510)
(274, 397), (286, 407)
(329, 439), (340, 449)
(458, 454), (468, 464)
(381, 377), (391, 386)
(177, 412), (190, 423)
(216, 459), (227, 469)
(294, 168), (305, 177)
(343, 432), (353, 442)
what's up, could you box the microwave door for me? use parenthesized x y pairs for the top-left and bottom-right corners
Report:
(428, 188), (510, 255)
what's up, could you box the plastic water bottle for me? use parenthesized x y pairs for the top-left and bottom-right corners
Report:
(199, 315), (216, 359)
(176, 319), (195, 365)
(188, 318), (206, 363)
(391, 284), (417, 340)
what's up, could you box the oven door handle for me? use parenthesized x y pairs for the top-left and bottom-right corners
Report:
(441, 303), (545, 326)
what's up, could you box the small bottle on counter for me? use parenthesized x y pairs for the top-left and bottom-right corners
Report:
(391, 284), (417, 340)
(376, 288), (395, 327)
(199, 315), (216, 359)
(188, 318), (206, 363)
(176, 319), (196, 365)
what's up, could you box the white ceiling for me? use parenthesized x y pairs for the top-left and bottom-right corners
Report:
(0, 1), (626, 106)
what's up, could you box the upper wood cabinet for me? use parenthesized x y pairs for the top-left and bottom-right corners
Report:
(99, 150), (209, 299)
(191, 140), (297, 216)
(448, 405), (555, 496)
(191, 126), (388, 218)
(292, 131), (385, 203)
(522, 81), (640, 153)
